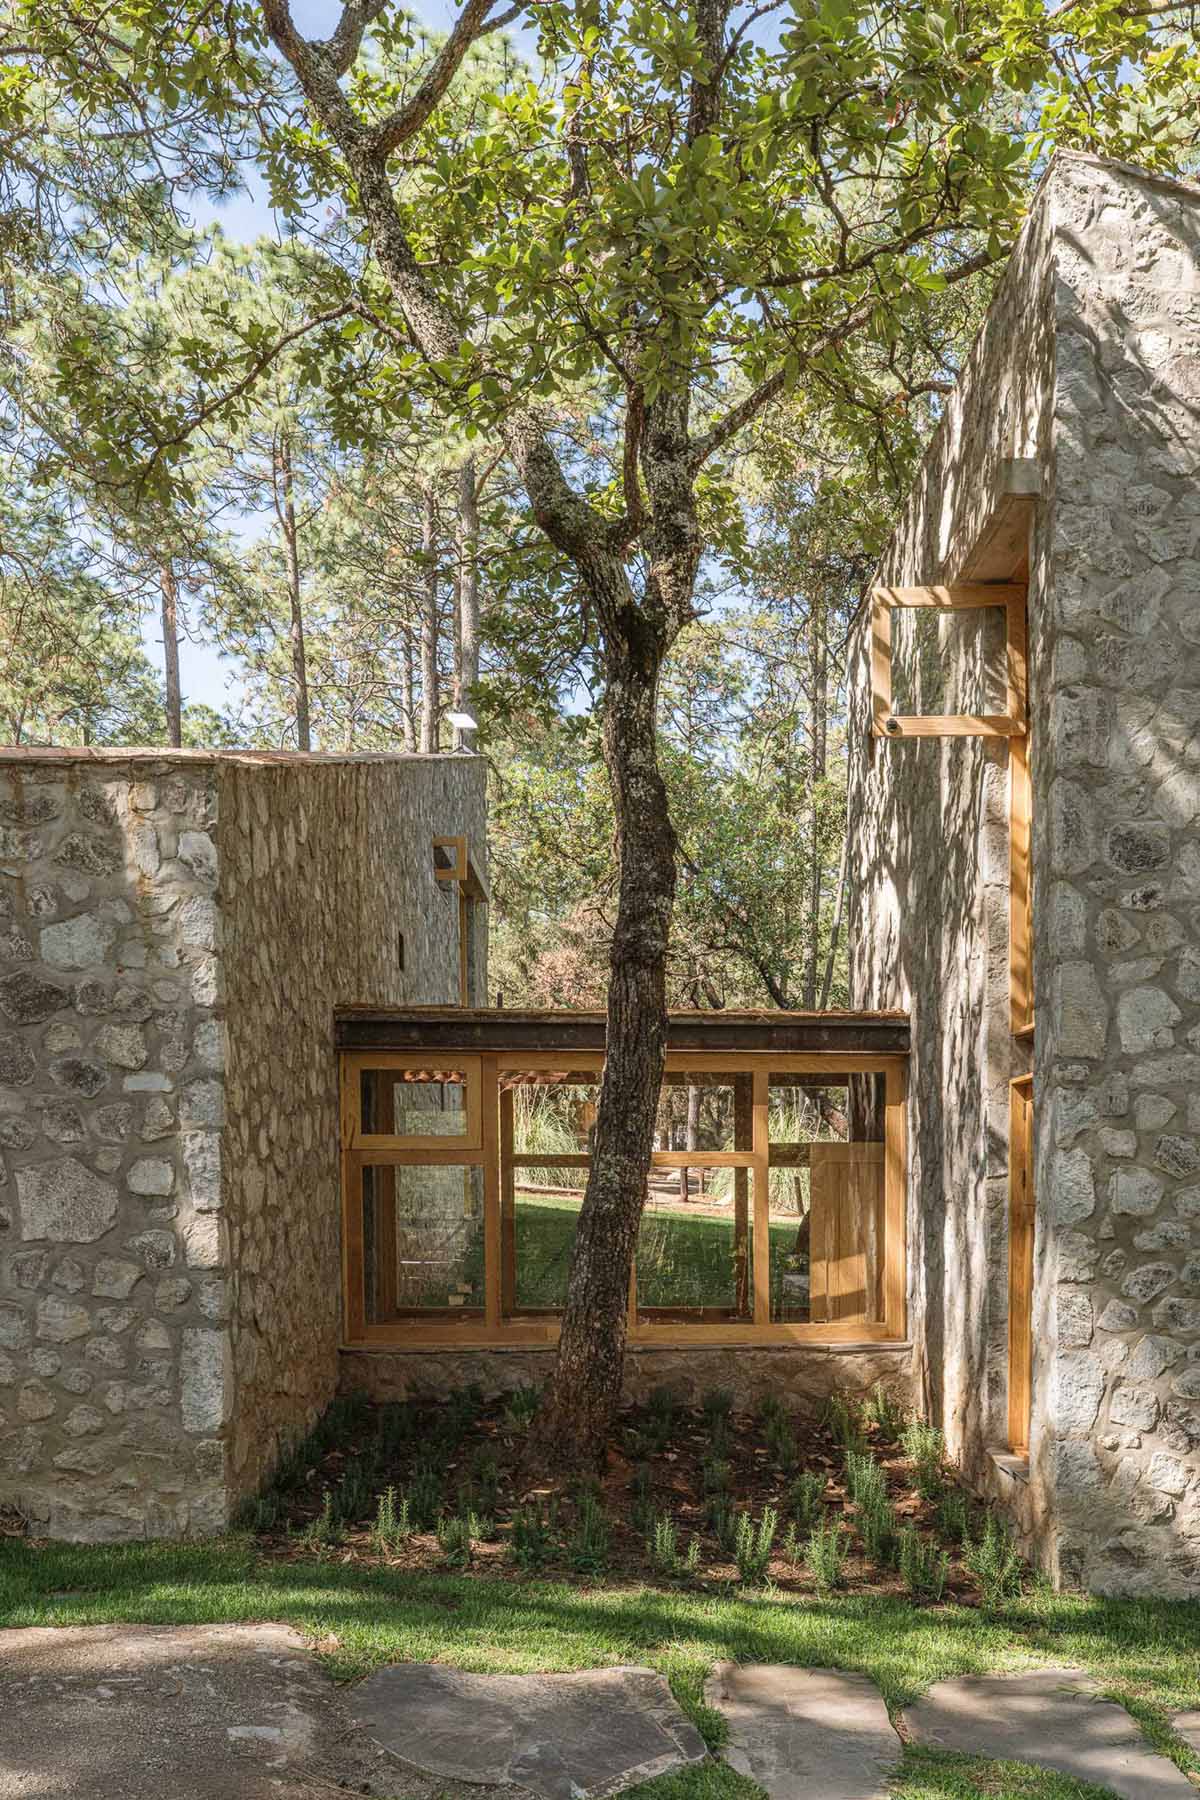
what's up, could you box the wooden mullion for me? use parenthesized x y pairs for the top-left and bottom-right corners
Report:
(499, 1085), (516, 1315)
(481, 1054), (501, 1329)
(1008, 1075), (1034, 1457)
(751, 1067), (770, 1326)
(734, 1073), (751, 1318)
(883, 1064), (907, 1339)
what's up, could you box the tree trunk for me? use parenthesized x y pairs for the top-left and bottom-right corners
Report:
(420, 482), (439, 753)
(803, 601), (828, 1008)
(160, 562), (182, 748)
(399, 621), (417, 753)
(530, 584), (678, 1466)
(277, 436), (311, 752)
(455, 453), (479, 750)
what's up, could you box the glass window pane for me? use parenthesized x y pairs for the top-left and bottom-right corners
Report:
(362, 1163), (484, 1319)
(654, 1076), (745, 1153)
(637, 1167), (752, 1319)
(502, 1071), (597, 1317)
(360, 1066), (470, 1138)
(768, 1075), (885, 1324)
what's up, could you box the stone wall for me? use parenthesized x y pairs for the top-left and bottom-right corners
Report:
(0, 748), (485, 1539)
(339, 1344), (915, 1420)
(847, 154), (1200, 1596)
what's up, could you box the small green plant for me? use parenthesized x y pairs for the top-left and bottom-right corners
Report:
(701, 1387), (734, 1427)
(898, 1525), (950, 1602)
(844, 1450), (888, 1512)
(438, 1508), (489, 1569)
(647, 1383), (682, 1425)
(780, 1519), (804, 1564)
(901, 1420), (946, 1500)
(764, 1413), (799, 1475)
(502, 1383), (541, 1429)
(405, 1463), (443, 1529)
(510, 1498), (557, 1570)
(568, 1494), (611, 1575)
(732, 1506), (778, 1585)
(646, 1511), (692, 1577)
(244, 1492), (280, 1533)
(805, 1518), (848, 1592)
(826, 1394), (867, 1455)
(786, 1471), (826, 1532)
(331, 1459), (375, 1527)
(460, 1448), (501, 1515)
(372, 1485), (412, 1551)
(936, 1488), (970, 1544)
(300, 1489), (338, 1548)
(963, 1511), (1024, 1607)
(858, 1495), (897, 1567)
(707, 1496), (736, 1550)
(863, 1381), (906, 1440)
(702, 1456), (732, 1497)
(630, 1463), (656, 1535)
(758, 1393), (787, 1428)
(376, 1401), (417, 1455)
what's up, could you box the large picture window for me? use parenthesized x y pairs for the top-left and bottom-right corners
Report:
(339, 1035), (908, 1348)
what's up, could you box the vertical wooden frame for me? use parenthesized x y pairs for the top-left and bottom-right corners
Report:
(345, 1052), (483, 1151)
(751, 1067), (770, 1325)
(499, 1084), (516, 1314)
(1008, 1074), (1035, 1458)
(481, 1054), (501, 1328)
(1010, 732), (1034, 1038)
(883, 1063), (907, 1340)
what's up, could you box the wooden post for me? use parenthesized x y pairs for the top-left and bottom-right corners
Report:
(752, 1067), (770, 1326)
(482, 1055), (501, 1329)
(374, 1070), (399, 1321)
(500, 1084), (516, 1315)
(734, 1074), (751, 1317)
(883, 1063), (907, 1339)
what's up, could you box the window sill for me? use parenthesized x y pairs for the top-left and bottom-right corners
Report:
(987, 1446), (1030, 1484)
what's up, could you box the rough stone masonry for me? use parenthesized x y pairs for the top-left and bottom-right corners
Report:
(848, 154), (1200, 1595)
(0, 748), (484, 1539)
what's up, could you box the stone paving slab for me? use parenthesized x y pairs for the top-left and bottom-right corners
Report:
(704, 1661), (900, 1800)
(1172, 1713), (1200, 1756)
(0, 1622), (387, 1799)
(903, 1667), (1197, 1800)
(349, 1662), (708, 1800)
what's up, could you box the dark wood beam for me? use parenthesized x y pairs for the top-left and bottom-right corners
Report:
(334, 1007), (910, 1056)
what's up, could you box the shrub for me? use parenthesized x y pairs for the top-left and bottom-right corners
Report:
(701, 1387), (734, 1427)
(299, 1489), (338, 1548)
(964, 1512), (1025, 1607)
(901, 1420), (946, 1500)
(765, 1414), (800, 1476)
(758, 1393), (788, 1428)
(372, 1486), (412, 1551)
(826, 1395), (867, 1455)
(461, 1448), (501, 1515)
(510, 1498), (557, 1570)
(438, 1508), (489, 1569)
(630, 1463), (656, 1535)
(245, 1492), (280, 1533)
(936, 1489), (970, 1544)
(646, 1511), (698, 1577)
(786, 1471), (826, 1532)
(702, 1457), (732, 1497)
(898, 1526), (949, 1602)
(732, 1506), (778, 1585)
(805, 1518), (848, 1592)
(647, 1384), (683, 1426)
(858, 1495), (897, 1567)
(376, 1401), (418, 1455)
(502, 1383), (541, 1429)
(405, 1463), (443, 1529)
(568, 1494), (611, 1575)
(707, 1496), (736, 1548)
(863, 1382), (906, 1440)
(844, 1450), (888, 1513)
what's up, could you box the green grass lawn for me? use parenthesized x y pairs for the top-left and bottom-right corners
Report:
(511, 1192), (801, 1313)
(2, 1535), (1197, 1798)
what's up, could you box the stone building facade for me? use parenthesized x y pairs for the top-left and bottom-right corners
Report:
(847, 154), (1200, 1594)
(0, 748), (485, 1540)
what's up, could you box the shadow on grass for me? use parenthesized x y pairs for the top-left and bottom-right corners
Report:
(1, 1538), (1197, 1774)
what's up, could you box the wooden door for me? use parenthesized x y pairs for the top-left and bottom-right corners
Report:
(809, 1142), (885, 1322)
(1008, 1076), (1035, 1456)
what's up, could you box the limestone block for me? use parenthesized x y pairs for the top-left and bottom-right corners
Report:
(39, 911), (119, 970)
(16, 1159), (118, 1242)
(1117, 985), (1181, 1052)
(180, 1328), (230, 1433)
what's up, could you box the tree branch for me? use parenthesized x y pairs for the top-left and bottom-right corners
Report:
(368, 0), (516, 160)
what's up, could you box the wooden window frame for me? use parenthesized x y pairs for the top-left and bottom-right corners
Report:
(342, 1051), (483, 1151)
(433, 837), (489, 1007)
(1010, 733), (1034, 1039)
(1007, 1073), (1035, 1459)
(340, 1050), (908, 1350)
(870, 583), (1028, 739)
